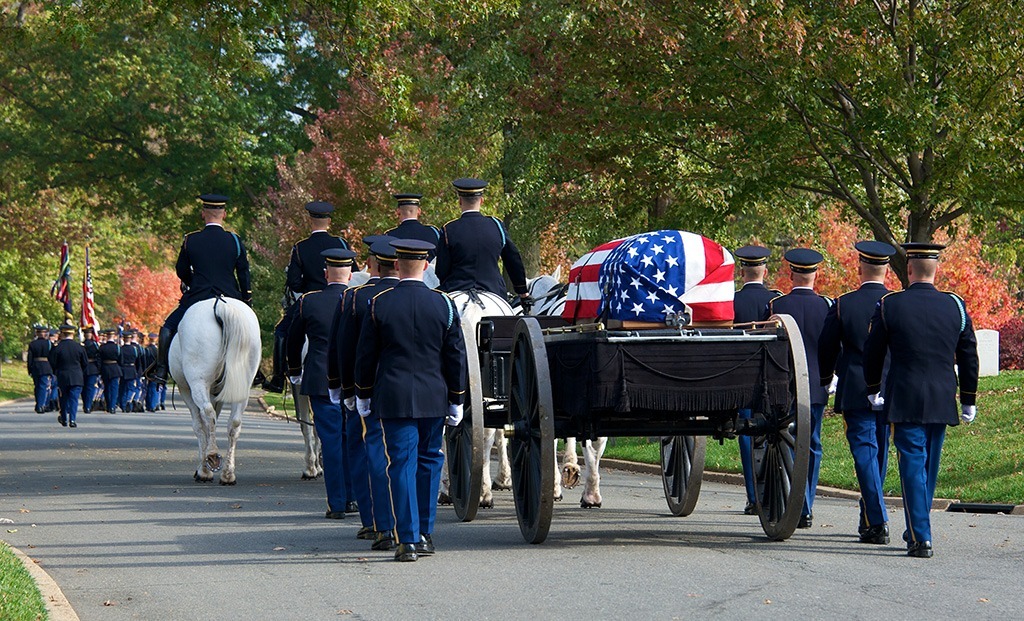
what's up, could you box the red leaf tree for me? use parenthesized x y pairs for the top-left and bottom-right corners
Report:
(115, 265), (179, 333)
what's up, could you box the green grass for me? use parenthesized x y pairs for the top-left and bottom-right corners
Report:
(604, 370), (1024, 504)
(0, 361), (35, 403)
(0, 543), (48, 621)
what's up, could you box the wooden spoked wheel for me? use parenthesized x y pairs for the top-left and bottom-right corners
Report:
(660, 435), (706, 517)
(508, 317), (556, 544)
(445, 316), (485, 522)
(753, 314), (811, 540)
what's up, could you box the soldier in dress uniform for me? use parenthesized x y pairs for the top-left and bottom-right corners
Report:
(287, 248), (357, 520)
(767, 248), (832, 528)
(143, 333), (160, 411)
(863, 243), (978, 558)
(98, 329), (122, 413)
(81, 326), (101, 414)
(435, 178), (530, 300)
(731, 245), (781, 515)
(46, 328), (60, 411)
(119, 330), (143, 412)
(355, 239), (467, 562)
(27, 324), (53, 413)
(146, 194), (253, 385)
(48, 324), (89, 428)
(384, 194), (440, 260)
(331, 238), (402, 551)
(263, 201), (354, 393)
(818, 241), (896, 544)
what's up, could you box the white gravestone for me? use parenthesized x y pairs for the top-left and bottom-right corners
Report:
(976, 329), (1000, 377)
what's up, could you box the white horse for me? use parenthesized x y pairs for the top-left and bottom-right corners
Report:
(170, 297), (262, 485)
(523, 270), (608, 508)
(441, 289), (517, 508)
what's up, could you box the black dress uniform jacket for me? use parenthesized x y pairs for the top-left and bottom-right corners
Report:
(335, 277), (398, 398)
(27, 337), (53, 377)
(84, 340), (101, 376)
(119, 343), (141, 381)
(285, 231), (352, 295)
(355, 280), (467, 417)
(818, 282), (890, 413)
(48, 339), (88, 389)
(98, 341), (123, 380)
(287, 283), (347, 397)
(733, 282), (779, 323)
(176, 223), (251, 303)
(863, 282), (979, 425)
(385, 220), (440, 261)
(435, 211), (528, 296)
(769, 288), (832, 406)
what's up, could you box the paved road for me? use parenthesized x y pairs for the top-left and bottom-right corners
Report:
(2, 397), (1022, 620)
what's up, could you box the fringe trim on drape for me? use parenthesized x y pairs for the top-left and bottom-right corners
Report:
(596, 382), (791, 413)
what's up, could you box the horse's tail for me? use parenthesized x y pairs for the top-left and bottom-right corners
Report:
(212, 298), (255, 404)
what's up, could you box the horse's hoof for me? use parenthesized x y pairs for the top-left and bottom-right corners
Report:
(491, 481), (512, 491)
(561, 466), (581, 489)
(554, 494), (563, 502)
(194, 471), (213, 483)
(479, 498), (494, 509)
(580, 500), (602, 509)
(437, 492), (453, 506)
(219, 479), (236, 486)
(301, 473), (316, 481)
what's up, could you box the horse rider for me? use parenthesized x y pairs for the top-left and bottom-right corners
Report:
(818, 240), (896, 545)
(27, 324), (53, 413)
(355, 238), (467, 562)
(81, 325), (101, 414)
(146, 194), (252, 385)
(48, 323), (89, 428)
(731, 245), (780, 516)
(332, 237), (401, 551)
(384, 193), (440, 260)
(263, 201), (354, 393)
(287, 248), (357, 521)
(863, 243), (979, 558)
(767, 248), (832, 529)
(98, 329), (122, 413)
(434, 178), (530, 303)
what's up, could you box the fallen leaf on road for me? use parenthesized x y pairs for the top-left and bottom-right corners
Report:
(337, 610), (353, 615)
(0, 518), (13, 524)
(6, 529), (16, 533)
(764, 599), (772, 605)
(687, 594), (702, 598)
(19, 509), (30, 514)
(103, 600), (118, 606)
(32, 558), (40, 564)
(357, 557), (369, 562)
(979, 598), (989, 603)
(273, 546), (286, 551)
(230, 504), (242, 509)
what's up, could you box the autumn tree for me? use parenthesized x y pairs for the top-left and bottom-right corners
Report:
(115, 265), (179, 332)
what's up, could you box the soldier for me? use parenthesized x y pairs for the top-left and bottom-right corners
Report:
(287, 248), (357, 521)
(81, 326), (101, 414)
(146, 194), (253, 385)
(435, 178), (530, 301)
(384, 194), (440, 260)
(48, 324), (89, 428)
(355, 239), (467, 562)
(119, 330), (142, 412)
(731, 245), (780, 515)
(767, 248), (832, 529)
(27, 324), (53, 414)
(98, 329), (122, 413)
(818, 241), (896, 544)
(263, 201), (354, 393)
(46, 328), (60, 411)
(332, 237), (402, 551)
(143, 333), (160, 411)
(863, 243), (978, 558)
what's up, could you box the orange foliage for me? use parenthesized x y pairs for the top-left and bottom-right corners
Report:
(115, 265), (179, 333)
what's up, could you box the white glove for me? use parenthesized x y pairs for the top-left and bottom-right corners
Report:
(328, 387), (341, 405)
(828, 375), (838, 395)
(356, 397), (371, 418)
(446, 403), (464, 427)
(288, 374), (302, 386)
(960, 404), (977, 424)
(868, 393), (885, 411)
(343, 396), (356, 412)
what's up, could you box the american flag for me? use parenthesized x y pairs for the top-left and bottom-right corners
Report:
(562, 230), (735, 324)
(81, 245), (100, 331)
(50, 241), (73, 320)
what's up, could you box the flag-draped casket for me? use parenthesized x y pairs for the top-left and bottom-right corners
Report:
(562, 230), (735, 324)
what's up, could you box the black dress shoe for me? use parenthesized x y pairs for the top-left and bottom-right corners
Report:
(371, 532), (395, 551)
(345, 501), (359, 514)
(57, 416), (67, 427)
(797, 514), (813, 528)
(743, 502), (757, 515)
(324, 510), (346, 520)
(415, 534), (435, 556)
(859, 524), (890, 544)
(907, 540), (933, 558)
(69, 421), (77, 428)
(394, 543), (418, 562)
(262, 376), (285, 393)
(356, 526), (376, 540)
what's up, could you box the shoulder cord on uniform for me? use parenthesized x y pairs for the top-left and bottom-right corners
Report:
(489, 216), (506, 246)
(444, 294), (455, 330)
(948, 293), (967, 332)
(231, 233), (241, 259)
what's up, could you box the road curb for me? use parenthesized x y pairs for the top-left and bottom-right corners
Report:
(2, 541), (80, 621)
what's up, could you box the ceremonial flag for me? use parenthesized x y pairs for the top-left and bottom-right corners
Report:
(562, 230), (735, 324)
(81, 245), (100, 331)
(50, 241), (73, 320)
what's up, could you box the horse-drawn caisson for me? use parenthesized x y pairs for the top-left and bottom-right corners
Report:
(445, 230), (812, 543)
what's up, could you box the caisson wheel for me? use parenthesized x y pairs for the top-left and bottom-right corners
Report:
(660, 435), (706, 517)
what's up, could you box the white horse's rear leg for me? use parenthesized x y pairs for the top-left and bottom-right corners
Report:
(189, 384), (220, 482)
(580, 438), (607, 508)
(479, 429), (496, 508)
(294, 393), (322, 480)
(492, 429), (512, 490)
(439, 444), (453, 505)
(219, 402), (245, 485)
(561, 437), (581, 489)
